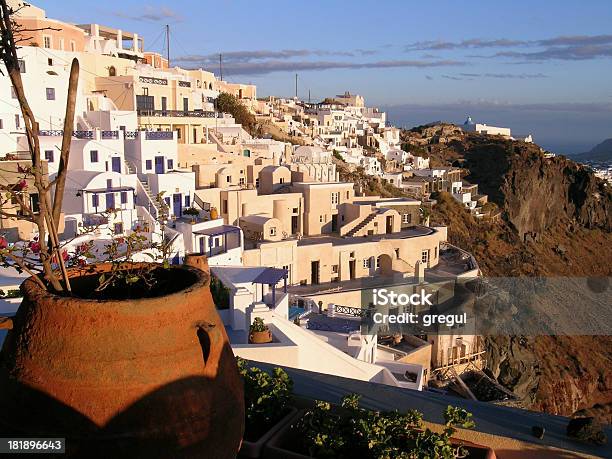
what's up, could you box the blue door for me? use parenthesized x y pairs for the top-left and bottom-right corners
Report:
(111, 157), (121, 173)
(173, 193), (182, 217)
(155, 156), (164, 174)
(106, 193), (115, 210)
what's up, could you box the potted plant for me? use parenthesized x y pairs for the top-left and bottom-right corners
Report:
(264, 394), (495, 458)
(249, 317), (273, 344)
(183, 206), (200, 223)
(210, 206), (219, 220)
(0, 3), (244, 456)
(238, 358), (298, 458)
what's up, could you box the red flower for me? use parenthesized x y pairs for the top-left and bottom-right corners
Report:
(78, 259), (87, 267)
(0, 237), (8, 249)
(62, 250), (69, 261)
(116, 237), (125, 244)
(29, 241), (40, 254)
(14, 179), (28, 191)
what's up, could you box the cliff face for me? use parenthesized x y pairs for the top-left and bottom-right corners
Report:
(420, 130), (612, 422)
(461, 139), (612, 241)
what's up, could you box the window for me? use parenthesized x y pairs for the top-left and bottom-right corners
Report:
(279, 177), (285, 184)
(146, 159), (152, 170)
(47, 58), (53, 66)
(92, 194), (99, 208)
(0, 119), (3, 129)
(136, 94), (154, 111)
(43, 35), (51, 48)
(121, 191), (128, 204)
(363, 258), (371, 269)
(106, 179), (113, 189)
(255, 178), (260, 188)
(167, 159), (174, 170)
(421, 250), (429, 264)
(222, 199), (228, 214)
(11, 86), (17, 99)
(434, 246), (438, 259)
(395, 248), (400, 258)
(402, 213), (411, 224)
(226, 176), (231, 183)
(46, 88), (55, 100)
(331, 191), (339, 206)
(90, 150), (99, 163)
(108, 66), (116, 77)
(29, 193), (40, 213)
(142, 88), (149, 96)
(332, 264), (339, 273)
(14, 114), (19, 128)
(44, 150), (54, 162)
(270, 227), (277, 236)
(184, 195), (190, 207)
(319, 215), (324, 223)
(18, 59), (26, 73)
(70, 40), (76, 52)
(58, 39), (64, 51)
(239, 177), (245, 185)
(375, 256), (381, 269)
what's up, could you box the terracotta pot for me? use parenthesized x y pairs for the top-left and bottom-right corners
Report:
(0, 263), (244, 458)
(210, 207), (219, 220)
(249, 329), (272, 344)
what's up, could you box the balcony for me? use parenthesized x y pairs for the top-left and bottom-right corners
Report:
(144, 131), (174, 140)
(137, 109), (219, 118)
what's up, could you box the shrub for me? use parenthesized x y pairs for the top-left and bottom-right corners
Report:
(237, 358), (293, 441)
(295, 394), (475, 458)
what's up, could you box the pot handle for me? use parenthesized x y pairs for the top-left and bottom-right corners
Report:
(195, 321), (221, 366)
(0, 316), (13, 330)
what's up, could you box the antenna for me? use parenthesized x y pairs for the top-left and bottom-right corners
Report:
(166, 25), (170, 67)
(219, 53), (223, 81)
(295, 73), (298, 99)
(308, 89), (311, 104)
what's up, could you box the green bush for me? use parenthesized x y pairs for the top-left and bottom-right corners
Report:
(237, 358), (293, 441)
(295, 394), (475, 458)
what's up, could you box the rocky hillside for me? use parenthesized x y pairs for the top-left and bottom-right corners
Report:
(573, 138), (612, 163)
(404, 127), (612, 422)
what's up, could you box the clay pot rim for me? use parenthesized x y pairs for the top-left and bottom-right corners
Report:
(21, 262), (208, 308)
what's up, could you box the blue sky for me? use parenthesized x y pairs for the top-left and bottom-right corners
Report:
(35, 0), (612, 153)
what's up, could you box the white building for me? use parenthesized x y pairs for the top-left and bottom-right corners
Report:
(462, 116), (511, 137)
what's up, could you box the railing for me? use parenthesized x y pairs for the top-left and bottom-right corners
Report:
(101, 130), (119, 139)
(74, 130), (94, 139)
(137, 109), (218, 118)
(144, 131), (174, 140)
(39, 130), (94, 139)
(334, 305), (365, 317)
(178, 81), (191, 87)
(138, 76), (168, 85)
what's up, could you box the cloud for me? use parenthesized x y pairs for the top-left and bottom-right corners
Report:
(441, 73), (548, 81)
(425, 75), (434, 80)
(173, 54), (465, 76)
(489, 45), (612, 61)
(175, 48), (379, 65)
(112, 6), (183, 22)
(405, 38), (526, 51)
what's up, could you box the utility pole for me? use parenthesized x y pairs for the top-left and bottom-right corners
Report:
(219, 53), (223, 81)
(295, 73), (298, 99)
(166, 24), (170, 67)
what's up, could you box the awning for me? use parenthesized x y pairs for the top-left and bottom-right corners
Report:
(253, 267), (288, 285)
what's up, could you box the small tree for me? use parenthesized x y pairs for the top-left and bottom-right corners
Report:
(0, 0), (77, 293)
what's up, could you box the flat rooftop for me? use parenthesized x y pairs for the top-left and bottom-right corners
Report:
(296, 225), (435, 248)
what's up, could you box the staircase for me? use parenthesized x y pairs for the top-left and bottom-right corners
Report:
(345, 212), (377, 237)
(124, 159), (165, 219)
(124, 160), (136, 175)
(140, 179), (164, 217)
